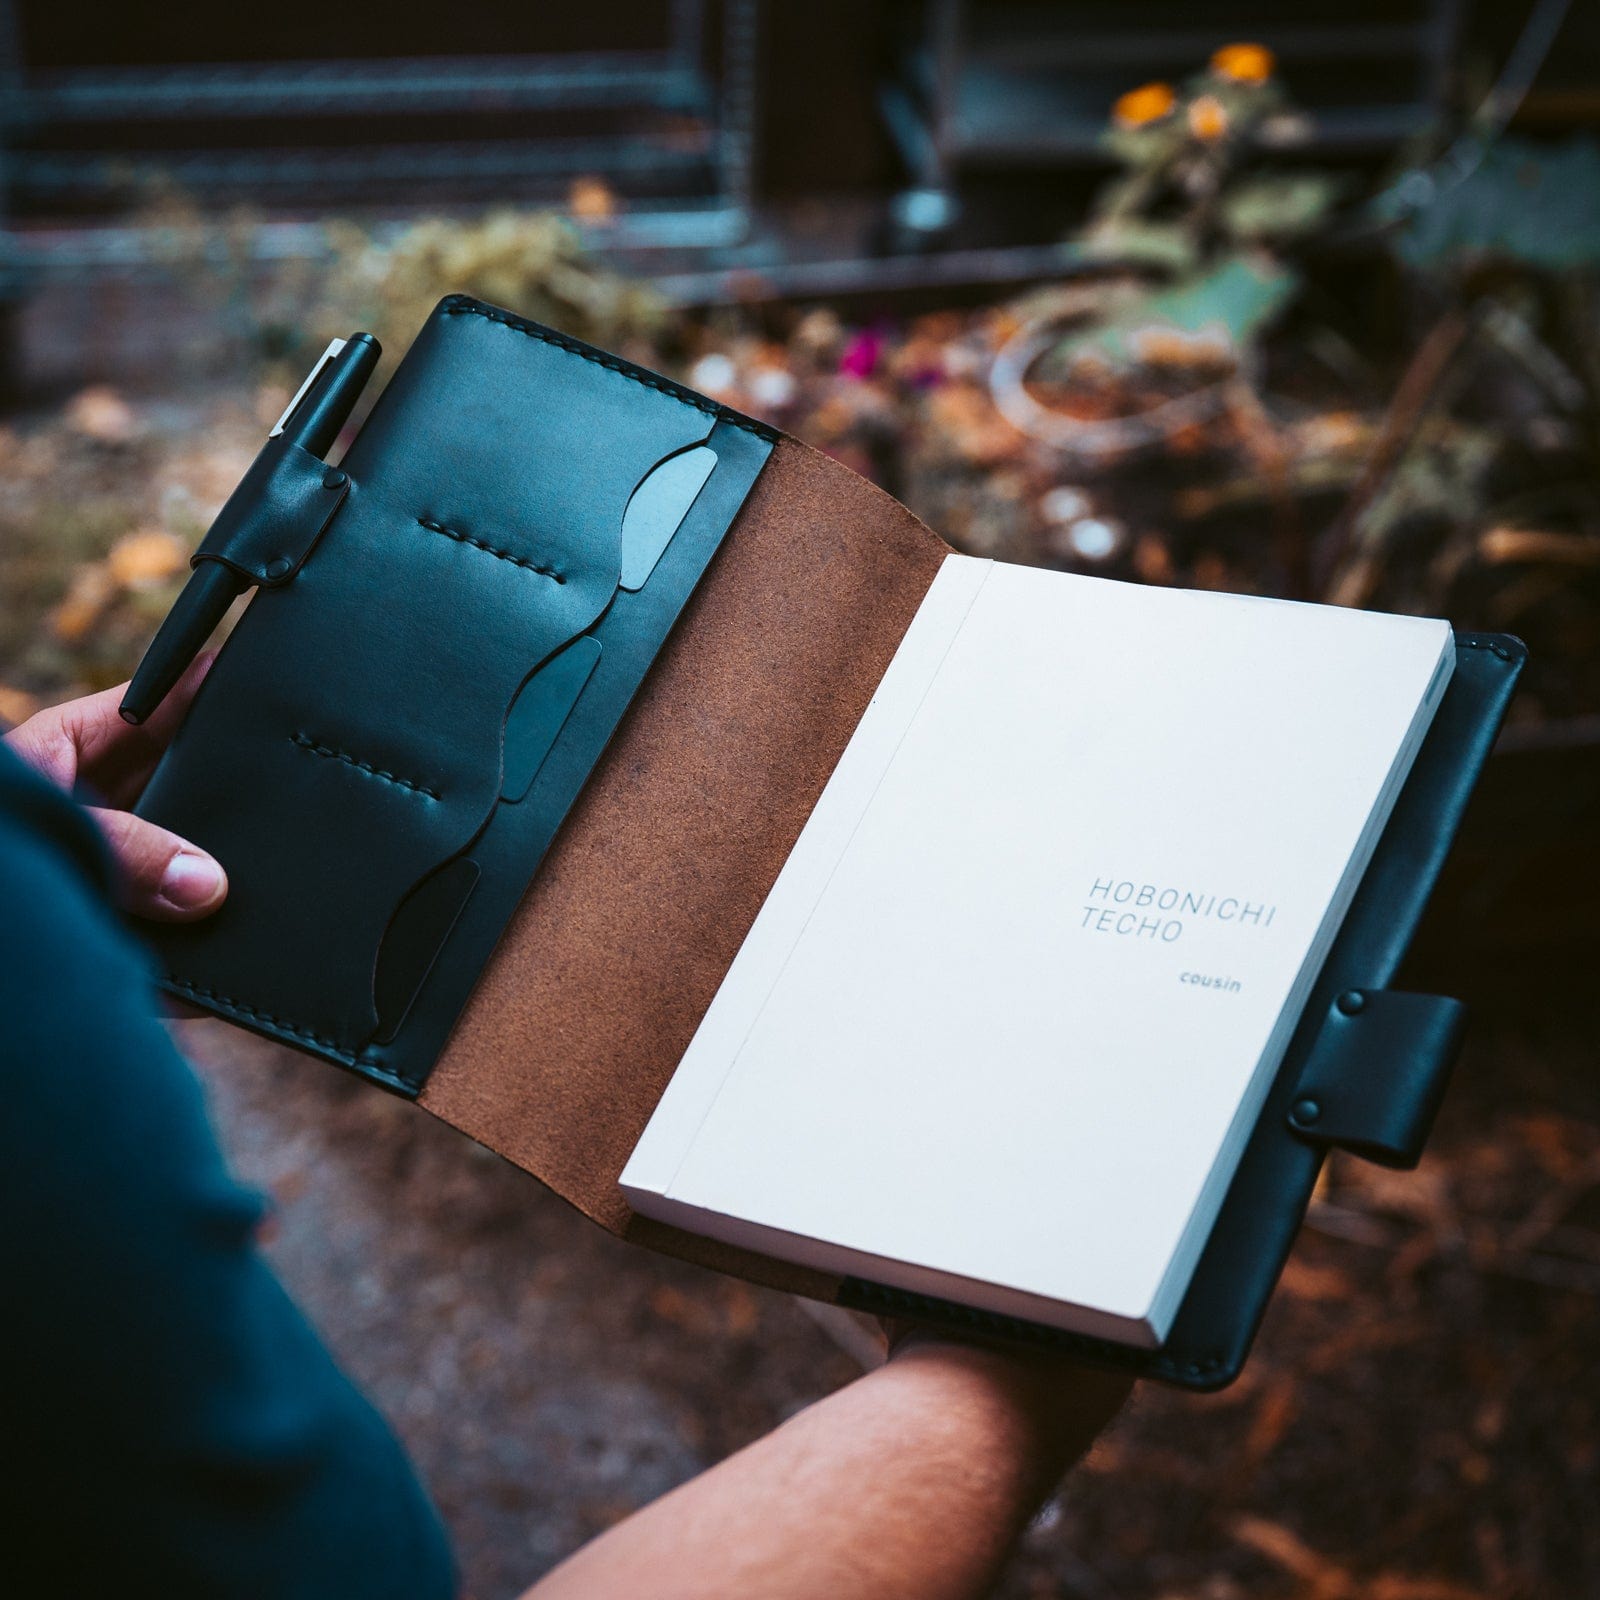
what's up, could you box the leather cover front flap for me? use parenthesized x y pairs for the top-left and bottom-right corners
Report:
(137, 298), (783, 1094)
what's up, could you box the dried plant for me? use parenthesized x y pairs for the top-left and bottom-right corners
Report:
(303, 207), (673, 368)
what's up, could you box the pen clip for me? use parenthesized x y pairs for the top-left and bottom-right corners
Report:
(271, 337), (348, 438)
(120, 329), (378, 725)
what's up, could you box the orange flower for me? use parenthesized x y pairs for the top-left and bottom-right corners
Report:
(50, 564), (116, 644)
(1112, 81), (1176, 129)
(107, 528), (188, 589)
(568, 175), (617, 224)
(1211, 42), (1275, 85)
(1188, 95), (1229, 142)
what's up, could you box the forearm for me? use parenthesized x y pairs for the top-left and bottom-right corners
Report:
(525, 1340), (1128, 1600)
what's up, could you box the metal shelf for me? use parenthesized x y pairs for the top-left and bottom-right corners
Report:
(959, 21), (1439, 73)
(12, 136), (716, 199)
(11, 54), (709, 123)
(0, 1), (763, 288)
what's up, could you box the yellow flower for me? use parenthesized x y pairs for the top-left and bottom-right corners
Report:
(1112, 82), (1177, 130)
(1211, 42), (1275, 85)
(1188, 95), (1229, 143)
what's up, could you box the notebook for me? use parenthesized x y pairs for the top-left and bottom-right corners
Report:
(621, 556), (1456, 1348)
(125, 297), (1519, 1383)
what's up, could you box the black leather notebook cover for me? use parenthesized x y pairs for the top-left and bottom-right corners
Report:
(132, 296), (1525, 1389)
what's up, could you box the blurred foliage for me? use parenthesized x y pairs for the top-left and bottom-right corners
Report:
(0, 384), (276, 712)
(1393, 136), (1600, 273)
(1047, 256), (1296, 376)
(129, 180), (673, 373)
(1319, 132), (1600, 621)
(994, 46), (1341, 475)
(304, 207), (670, 365)
(1091, 44), (1341, 280)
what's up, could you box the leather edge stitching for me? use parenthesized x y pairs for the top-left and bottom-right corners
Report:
(439, 297), (781, 443)
(164, 974), (390, 1071)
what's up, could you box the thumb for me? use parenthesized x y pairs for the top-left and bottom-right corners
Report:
(89, 808), (229, 921)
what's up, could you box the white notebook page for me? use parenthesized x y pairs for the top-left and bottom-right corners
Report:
(624, 557), (1454, 1344)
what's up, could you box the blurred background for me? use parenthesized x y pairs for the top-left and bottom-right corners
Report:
(1, 4), (1597, 1596)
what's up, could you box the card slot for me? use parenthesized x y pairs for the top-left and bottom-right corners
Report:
(502, 636), (603, 803)
(370, 633), (603, 1038)
(356, 433), (727, 1054)
(619, 445), (718, 592)
(372, 858), (482, 1044)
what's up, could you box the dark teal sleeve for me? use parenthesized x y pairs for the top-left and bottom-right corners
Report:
(0, 747), (455, 1598)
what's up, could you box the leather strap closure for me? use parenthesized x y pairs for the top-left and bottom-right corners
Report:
(1286, 988), (1466, 1168)
(192, 436), (351, 588)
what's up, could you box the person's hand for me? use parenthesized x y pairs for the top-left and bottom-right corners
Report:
(5, 654), (227, 920)
(879, 1317), (1132, 1411)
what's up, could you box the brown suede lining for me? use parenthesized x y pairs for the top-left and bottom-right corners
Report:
(418, 438), (950, 1293)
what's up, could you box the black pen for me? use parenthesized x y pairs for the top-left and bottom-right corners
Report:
(120, 332), (380, 725)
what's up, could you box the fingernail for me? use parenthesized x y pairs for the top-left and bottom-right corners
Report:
(159, 851), (225, 912)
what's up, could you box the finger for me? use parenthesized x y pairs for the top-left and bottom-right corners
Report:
(157, 997), (209, 1023)
(136, 647), (218, 750)
(3, 705), (81, 789)
(89, 807), (228, 921)
(64, 651), (217, 805)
